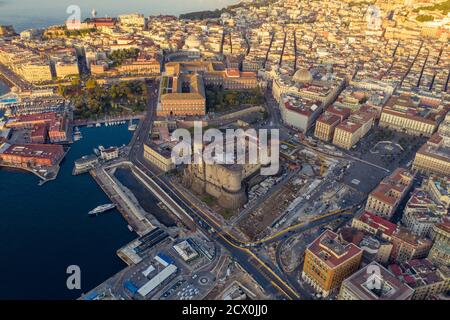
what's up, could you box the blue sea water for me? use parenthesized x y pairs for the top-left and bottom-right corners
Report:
(0, 0), (238, 32)
(0, 124), (136, 299)
(0, 0), (239, 300)
(0, 79), (9, 96)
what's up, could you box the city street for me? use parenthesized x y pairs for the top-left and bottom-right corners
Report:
(126, 82), (303, 300)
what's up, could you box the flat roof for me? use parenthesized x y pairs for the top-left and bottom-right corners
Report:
(137, 264), (177, 297)
(342, 261), (414, 300)
(307, 230), (362, 269)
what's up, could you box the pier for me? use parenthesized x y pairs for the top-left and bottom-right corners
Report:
(73, 114), (145, 127)
(90, 161), (154, 236)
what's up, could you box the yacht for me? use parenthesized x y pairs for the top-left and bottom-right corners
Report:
(88, 204), (116, 216)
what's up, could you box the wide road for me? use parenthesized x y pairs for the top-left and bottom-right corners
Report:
(127, 80), (301, 300)
(131, 154), (300, 300)
(0, 62), (34, 91)
(264, 86), (282, 129)
(128, 79), (159, 158)
(252, 210), (353, 246)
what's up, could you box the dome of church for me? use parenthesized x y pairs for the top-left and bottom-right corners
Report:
(293, 68), (313, 83)
(185, 34), (202, 49)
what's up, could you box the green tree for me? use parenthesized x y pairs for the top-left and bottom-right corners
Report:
(71, 78), (80, 87)
(57, 85), (66, 96)
(85, 78), (97, 90)
(416, 15), (434, 22)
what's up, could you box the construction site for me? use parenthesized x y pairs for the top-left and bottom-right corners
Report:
(235, 141), (365, 242)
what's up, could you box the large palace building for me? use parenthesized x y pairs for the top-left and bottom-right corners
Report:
(157, 61), (257, 117)
(413, 114), (450, 177)
(379, 94), (447, 138)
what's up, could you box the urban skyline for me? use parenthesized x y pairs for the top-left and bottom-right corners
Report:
(0, 0), (449, 306)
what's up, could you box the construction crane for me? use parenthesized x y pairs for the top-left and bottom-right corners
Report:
(281, 140), (299, 149)
(311, 152), (329, 177)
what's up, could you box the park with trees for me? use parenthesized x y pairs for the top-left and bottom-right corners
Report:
(205, 85), (264, 112)
(59, 79), (147, 120)
(108, 48), (140, 67)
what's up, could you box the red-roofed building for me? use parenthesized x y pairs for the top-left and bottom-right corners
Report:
(6, 112), (57, 129)
(30, 124), (48, 144)
(280, 94), (323, 132)
(6, 112), (68, 143)
(389, 264), (403, 276)
(351, 211), (397, 241)
(87, 17), (117, 28)
(48, 116), (68, 143)
(388, 259), (450, 300)
(301, 230), (363, 297)
(0, 143), (64, 167)
(338, 261), (414, 300)
(315, 113), (341, 142)
(380, 94), (447, 137)
(390, 227), (432, 264)
(332, 106), (376, 150)
(327, 105), (352, 121)
(365, 168), (415, 220)
(225, 68), (240, 78)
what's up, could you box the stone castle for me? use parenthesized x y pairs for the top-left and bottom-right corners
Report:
(183, 158), (261, 210)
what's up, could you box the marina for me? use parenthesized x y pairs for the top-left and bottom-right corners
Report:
(72, 114), (144, 128)
(73, 127), (83, 142)
(0, 122), (136, 299)
(0, 93), (19, 108)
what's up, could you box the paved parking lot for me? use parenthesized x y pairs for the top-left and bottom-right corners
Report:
(342, 161), (390, 194)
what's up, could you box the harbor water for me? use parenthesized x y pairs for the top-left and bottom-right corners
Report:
(0, 123), (136, 299)
(114, 167), (177, 228)
(0, 0), (238, 32)
(0, 80), (9, 97)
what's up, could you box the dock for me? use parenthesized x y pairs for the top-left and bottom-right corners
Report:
(73, 114), (145, 128)
(90, 163), (154, 236)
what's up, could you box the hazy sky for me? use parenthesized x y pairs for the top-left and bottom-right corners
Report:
(0, 0), (239, 31)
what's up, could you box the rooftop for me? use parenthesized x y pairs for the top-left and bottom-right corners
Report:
(389, 259), (449, 289)
(355, 211), (397, 237)
(1, 143), (64, 159)
(369, 168), (414, 206)
(307, 230), (362, 269)
(342, 261), (414, 300)
(392, 227), (433, 247)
